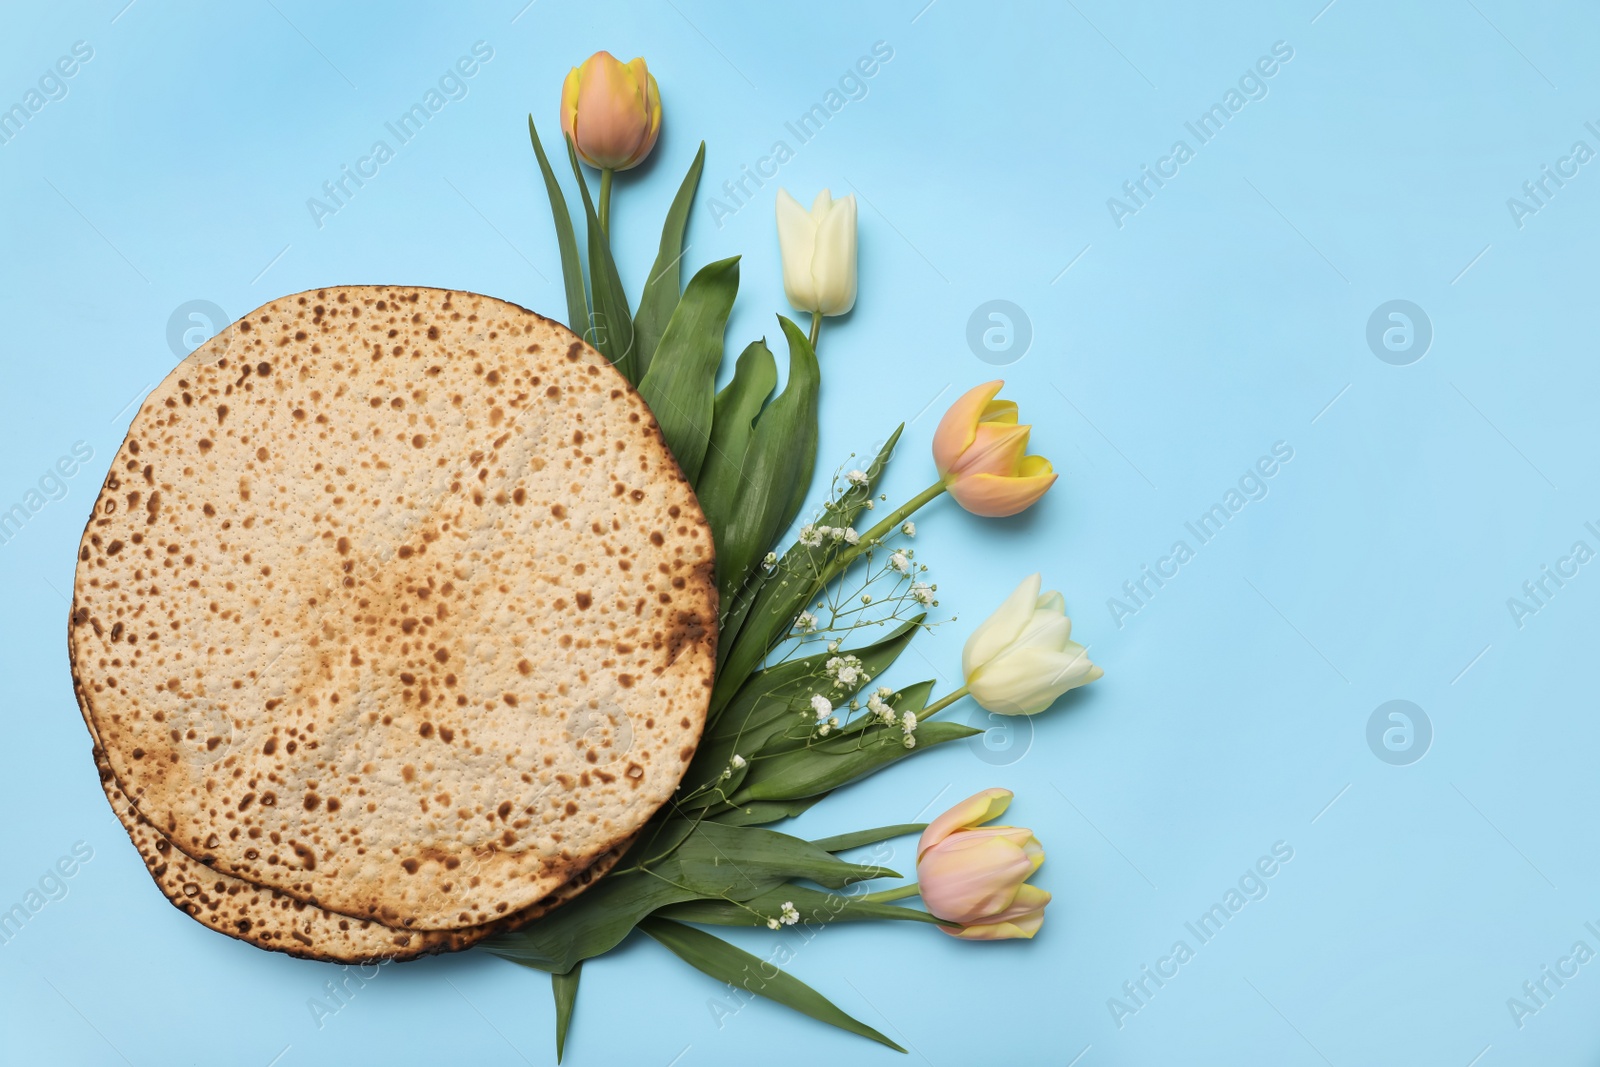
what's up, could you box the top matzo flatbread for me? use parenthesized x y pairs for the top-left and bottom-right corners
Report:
(71, 286), (716, 930)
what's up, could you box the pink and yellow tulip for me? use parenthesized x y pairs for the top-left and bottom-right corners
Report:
(917, 788), (1050, 940)
(932, 381), (1057, 517)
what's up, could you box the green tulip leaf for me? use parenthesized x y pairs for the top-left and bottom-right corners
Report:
(653, 883), (943, 928)
(681, 618), (923, 807)
(486, 867), (698, 975)
(696, 338), (779, 589)
(565, 137), (637, 381)
(639, 918), (906, 1053)
(712, 426), (903, 707)
(637, 256), (740, 482)
(632, 141), (705, 379)
(710, 795), (826, 826)
(733, 721), (981, 805)
(832, 680), (936, 742)
(551, 963), (580, 1063)
(755, 675), (934, 760)
(809, 823), (926, 854)
(705, 315), (821, 621)
(527, 117), (588, 336)
(675, 821), (897, 898)
(771, 316), (822, 540)
(482, 820), (889, 974)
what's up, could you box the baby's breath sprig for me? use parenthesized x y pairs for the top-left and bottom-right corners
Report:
(761, 457), (947, 670)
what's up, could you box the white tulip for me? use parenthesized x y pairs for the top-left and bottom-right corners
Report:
(775, 188), (857, 317)
(963, 574), (1102, 715)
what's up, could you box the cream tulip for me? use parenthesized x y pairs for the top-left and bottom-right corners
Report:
(963, 574), (1102, 715)
(775, 188), (857, 317)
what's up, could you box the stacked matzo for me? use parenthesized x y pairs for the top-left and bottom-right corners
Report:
(69, 287), (716, 961)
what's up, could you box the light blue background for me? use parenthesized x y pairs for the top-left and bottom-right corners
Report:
(1, 1), (1595, 1064)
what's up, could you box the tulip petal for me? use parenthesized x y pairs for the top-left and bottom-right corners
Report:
(961, 574), (1040, 682)
(931, 381), (1004, 477)
(811, 193), (857, 315)
(946, 467), (1058, 518)
(946, 421), (1031, 479)
(918, 835), (1035, 923)
(776, 189), (820, 312)
(983, 881), (1051, 925)
(943, 884), (1051, 939)
(969, 642), (1102, 715)
(1008, 609), (1071, 658)
(937, 825), (1045, 871)
(628, 67), (663, 170)
(560, 67), (582, 142)
(943, 910), (1046, 940)
(979, 399), (1019, 425)
(1017, 453), (1053, 476)
(572, 51), (653, 169)
(626, 57), (649, 102)
(917, 787), (1012, 858)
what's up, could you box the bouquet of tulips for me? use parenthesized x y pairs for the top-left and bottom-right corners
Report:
(487, 51), (1103, 1059)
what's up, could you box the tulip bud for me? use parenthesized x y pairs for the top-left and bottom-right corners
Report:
(963, 573), (1101, 715)
(775, 188), (858, 317)
(560, 51), (662, 170)
(932, 380), (1057, 517)
(917, 788), (1050, 940)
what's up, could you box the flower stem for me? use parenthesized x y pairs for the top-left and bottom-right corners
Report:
(598, 167), (614, 237)
(847, 480), (943, 561)
(859, 883), (920, 904)
(808, 479), (946, 609)
(808, 311), (822, 350)
(917, 686), (969, 722)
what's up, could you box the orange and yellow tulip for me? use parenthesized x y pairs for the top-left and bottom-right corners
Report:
(931, 380), (1057, 517)
(560, 51), (661, 170)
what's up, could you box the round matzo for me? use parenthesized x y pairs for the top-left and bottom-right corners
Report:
(71, 286), (716, 930)
(92, 748), (634, 963)
(75, 676), (636, 963)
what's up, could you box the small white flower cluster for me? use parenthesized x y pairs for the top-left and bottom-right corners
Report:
(798, 523), (860, 548)
(911, 581), (936, 606)
(901, 521), (916, 537)
(861, 685), (919, 748)
(866, 686), (896, 726)
(808, 693), (845, 735)
(824, 654), (868, 690)
(720, 753), (748, 779)
(766, 900), (801, 930)
(793, 610), (818, 634)
(846, 469), (869, 487)
(889, 550), (911, 575)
